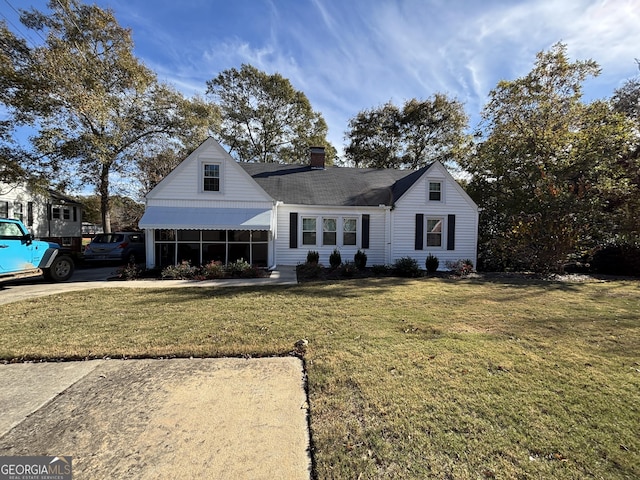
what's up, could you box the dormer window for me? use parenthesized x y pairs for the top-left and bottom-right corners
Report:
(203, 164), (220, 192)
(429, 181), (442, 201)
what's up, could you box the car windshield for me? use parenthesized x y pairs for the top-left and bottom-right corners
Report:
(92, 234), (124, 243)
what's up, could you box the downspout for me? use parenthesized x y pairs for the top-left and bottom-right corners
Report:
(269, 201), (281, 270)
(380, 204), (392, 265)
(143, 198), (155, 270)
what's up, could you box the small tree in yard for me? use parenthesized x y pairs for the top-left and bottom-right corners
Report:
(306, 250), (320, 265)
(329, 249), (342, 269)
(354, 250), (367, 270)
(425, 254), (439, 273)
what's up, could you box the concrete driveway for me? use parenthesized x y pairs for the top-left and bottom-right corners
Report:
(0, 265), (297, 305)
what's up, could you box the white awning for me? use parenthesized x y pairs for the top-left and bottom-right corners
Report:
(139, 206), (273, 230)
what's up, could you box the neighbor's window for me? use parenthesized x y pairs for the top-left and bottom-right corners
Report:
(343, 218), (357, 245)
(63, 208), (70, 220)
(203, 163), (220, 192)
(426, 218), (443, 247)
(0, 201), (7, 218)
(323, 218), (337, 245)
(429, 182), (442, 201)
(52, 207), (61, 219)
(302, 217), (316, 245)
(14, 202), (23, 222)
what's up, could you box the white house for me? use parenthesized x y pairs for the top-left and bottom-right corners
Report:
(139, 138), (478, 270)
(0, 182), (83, 253)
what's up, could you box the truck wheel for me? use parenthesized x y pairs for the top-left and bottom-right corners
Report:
(44, 255), (75, 282)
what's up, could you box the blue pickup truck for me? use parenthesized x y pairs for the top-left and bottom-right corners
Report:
(0, 218), (75, 282)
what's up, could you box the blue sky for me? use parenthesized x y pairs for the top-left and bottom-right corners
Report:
(4, 0), (640, 157)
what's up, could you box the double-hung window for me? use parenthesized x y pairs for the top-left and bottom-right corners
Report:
(323, 218), (337, 245)
(429, 182), (442, 201)
(302, 218), (317, 245)
(203, 164), (220, 192)
(426, 218), (443, 247)
(343, 218), (357, 245)
(14, 203), (23, 222)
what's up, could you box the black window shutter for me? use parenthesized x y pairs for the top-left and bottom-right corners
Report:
(415, 214), (424, 250)
(362, 214), (370, 249)
(73, 206), (77, 222)
(447, 214), (456, 250)
(289, 212), (298, 248)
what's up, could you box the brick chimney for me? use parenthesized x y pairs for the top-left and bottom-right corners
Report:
(310, 146), (325, 169)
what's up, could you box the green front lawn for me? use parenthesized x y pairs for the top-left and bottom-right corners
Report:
(1, 277), (638, 479)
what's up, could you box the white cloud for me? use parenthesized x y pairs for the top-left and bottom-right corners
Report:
(75, 0), (640, 154)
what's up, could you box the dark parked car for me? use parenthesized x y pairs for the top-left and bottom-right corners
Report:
(84, 232), (145, 264)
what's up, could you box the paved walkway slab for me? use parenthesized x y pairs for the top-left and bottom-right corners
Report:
(0, 358), (311, 479)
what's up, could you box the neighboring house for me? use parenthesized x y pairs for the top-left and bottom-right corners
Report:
(139, 138), (478, 270)
(0, 182), (83, 253)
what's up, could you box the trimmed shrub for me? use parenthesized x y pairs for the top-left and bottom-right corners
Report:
(393, 257), (422, 278)
(161, 261), (198, 279)
(329, 248), (342, 269)
(226, 258), (252, 276)
(296, 262), (323, 280)
(445, 259), (474, 276)
(354, 249), (368, 270)
(306, 250), (320, 264)
(339, 261), (358, 277)
(425, 253), (439, 273)
(117, 263), (143, 280)
(371, 264), (391, 275)
(202, 261), (226, 279)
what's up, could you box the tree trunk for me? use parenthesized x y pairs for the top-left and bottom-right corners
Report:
(99, 164), (111, 233)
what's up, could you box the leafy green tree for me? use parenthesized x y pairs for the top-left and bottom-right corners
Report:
(344, 95), (469, 169)
(206, 64), (335, 164)
(610, 74), (640, 241)
(0, 21), (39, 185)
(0, 0), (215, 232)
(344, 102), (401, 168)
(462, 43), (635, 272)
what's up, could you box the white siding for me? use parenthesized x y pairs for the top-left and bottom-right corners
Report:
(0, 183), (82, 239)
(274, 204), (388, 266)
(391, 162), (478, 269)
(148, 138), (272, 204)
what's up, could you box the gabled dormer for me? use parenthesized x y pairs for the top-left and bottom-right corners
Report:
(146, 138), (273, 204)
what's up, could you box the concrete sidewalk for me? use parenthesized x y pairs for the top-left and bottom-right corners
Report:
(0, 358), (311, 479)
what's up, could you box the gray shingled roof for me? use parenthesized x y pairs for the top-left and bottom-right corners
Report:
(238, 163), (432, 206)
